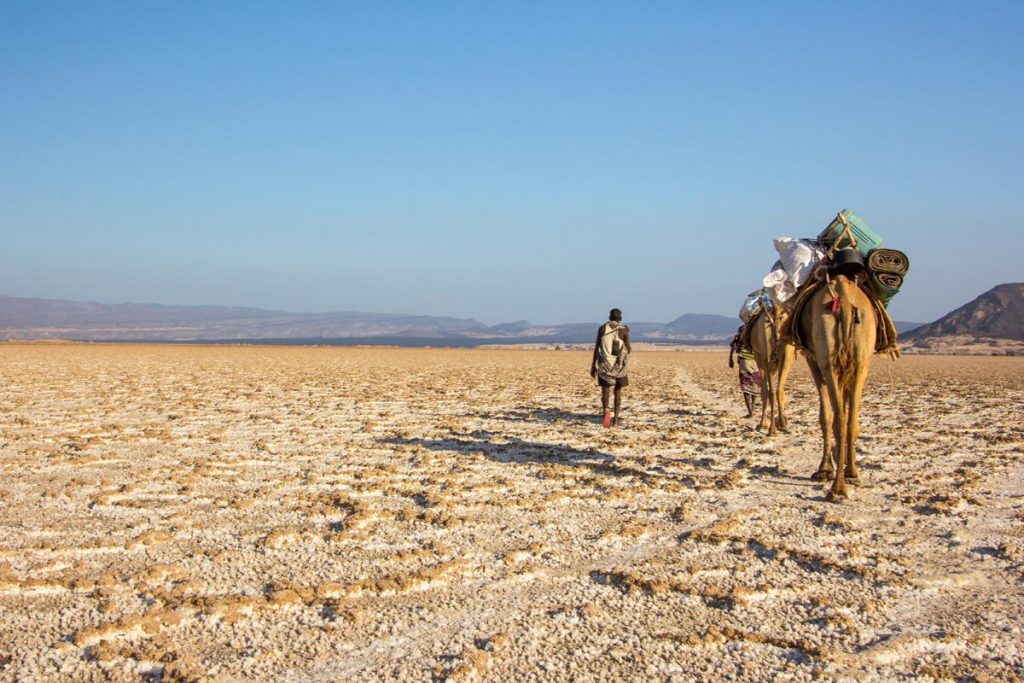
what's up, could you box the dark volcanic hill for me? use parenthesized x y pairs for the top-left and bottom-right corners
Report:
(902, 283), (1024, 342)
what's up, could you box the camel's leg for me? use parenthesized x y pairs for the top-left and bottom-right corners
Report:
(844, 367), (868, 484)
(757, 364), (770, 431)
(765, 363), (777, 436)
(806, 360), (833, 481)
(775, 344), (794, 432)
(827, 372), (849, 501)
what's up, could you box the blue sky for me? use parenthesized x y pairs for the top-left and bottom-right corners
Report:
(2, 1), (1021, 324)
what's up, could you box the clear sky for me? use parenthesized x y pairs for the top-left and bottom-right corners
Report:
(2, 1), (1022, 325)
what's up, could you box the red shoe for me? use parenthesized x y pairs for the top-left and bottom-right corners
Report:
(602, 412), (611, 428)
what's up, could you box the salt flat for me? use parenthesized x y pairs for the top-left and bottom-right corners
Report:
(0, 344), (1021, 682)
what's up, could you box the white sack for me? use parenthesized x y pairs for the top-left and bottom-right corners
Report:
(761, 238), (825, 308)
(775, 237), (825, 290)
(762, 261), (794, 307)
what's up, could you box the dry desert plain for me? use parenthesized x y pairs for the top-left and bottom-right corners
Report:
(0, 344), (1022, 682)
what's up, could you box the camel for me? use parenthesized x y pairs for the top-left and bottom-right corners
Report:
(748, 307), (796, 436)
(796, 273), (878, 500)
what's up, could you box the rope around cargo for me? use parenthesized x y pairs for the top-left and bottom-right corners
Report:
(822, 213), (858, 258)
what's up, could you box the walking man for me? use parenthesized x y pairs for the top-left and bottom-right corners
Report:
(590, 308), (631, 427)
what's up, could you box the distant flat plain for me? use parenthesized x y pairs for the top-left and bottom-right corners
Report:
(0, 344), (1021, 681)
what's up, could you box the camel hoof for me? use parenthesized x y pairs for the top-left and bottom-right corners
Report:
(826, 489), (848, 503)
(811, 470), (832, 482)
(846, 475), (861, 486)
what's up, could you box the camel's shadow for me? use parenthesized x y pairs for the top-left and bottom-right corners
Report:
(381, 432), (701, 488)
(745, 464), (820, 488)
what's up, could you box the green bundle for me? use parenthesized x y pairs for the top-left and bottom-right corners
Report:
(869, 272), (903, 307)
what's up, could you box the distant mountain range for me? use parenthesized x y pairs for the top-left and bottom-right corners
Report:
(902, 283), (1024, 351)
(0, 295), (746, 344)
(0, 294), (930, 346)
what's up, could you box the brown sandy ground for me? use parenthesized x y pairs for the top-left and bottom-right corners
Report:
(0, 345), (1022, 682)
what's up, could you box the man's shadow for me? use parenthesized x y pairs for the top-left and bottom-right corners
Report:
(382, 433), (613, 468)
(489, 407), (603, 425)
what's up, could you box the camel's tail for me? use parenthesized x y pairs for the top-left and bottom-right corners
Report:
(831, 284), (857, 387)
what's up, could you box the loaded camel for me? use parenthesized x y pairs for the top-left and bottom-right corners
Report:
(795, 273), (880, 501)
(747, 306), (796, 436)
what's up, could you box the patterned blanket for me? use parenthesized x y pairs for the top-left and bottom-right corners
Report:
(738, 356), (762, 395)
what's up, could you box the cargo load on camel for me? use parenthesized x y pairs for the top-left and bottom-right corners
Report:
(736, 209), (910, 358)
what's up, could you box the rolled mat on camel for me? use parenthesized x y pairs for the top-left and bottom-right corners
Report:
(868, 271), (904, 308)
(867, 248), (910, 276)
(865, 247), (910, 307)
(737, 209), (909, 356)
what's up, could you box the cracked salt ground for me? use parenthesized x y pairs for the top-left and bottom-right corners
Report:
(0, 345), (1022, 681)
